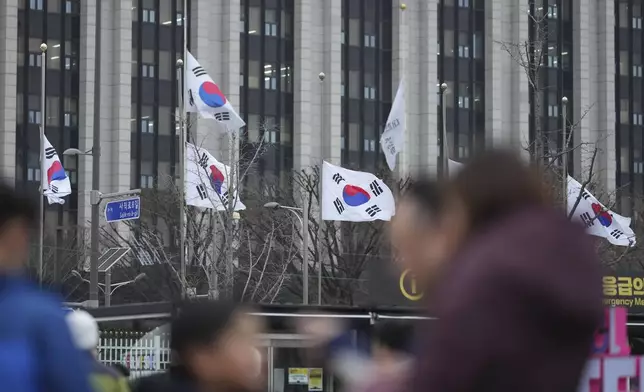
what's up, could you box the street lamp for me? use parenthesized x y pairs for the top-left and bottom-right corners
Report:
(264, 201), (312, 305)
(71, 270), (146, 304)
(64, 144), (100, 308)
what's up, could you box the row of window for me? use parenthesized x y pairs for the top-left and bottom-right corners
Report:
(140, 9), (184, 26)
(26, 110), (77, 126)
(26, 53), (78, 70)
(23, 0), (77, 13)
(27, 167), (77, 184)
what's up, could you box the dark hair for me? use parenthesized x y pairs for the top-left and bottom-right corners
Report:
(0, 184), (36, 230)
(372, 321), (414, 354)
(170, 300), (239, 356)
(448, 150), (550, 234)
(402, 178), (444, 217)
(111, 363), (130, 378)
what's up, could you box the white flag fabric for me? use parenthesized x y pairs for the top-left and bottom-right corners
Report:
(448, 159), (463, 177)
(42, 136), (71, 205)
(380, 80), (405, 171)
(567, 176), (636, 247)
(185, 142), (246, 211)
(185, 51), (245, 131)
(321, 161), (395, 222)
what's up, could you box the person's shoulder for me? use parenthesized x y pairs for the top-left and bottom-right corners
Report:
(3, 281), (66, 315)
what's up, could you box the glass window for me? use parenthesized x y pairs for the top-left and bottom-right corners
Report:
(247, 114), (261, 141)
(473, 33), (483, 59)
(620, 51), (629, 75)
(46, 97), (59, 126)
(158, 106), (171, 136)
(619, 2), (628, 28)
(48, 40), (61, 69)
(159, 51), (171, 80)
(28, 53), (42, 67)
(458, 0), (469, 8)
(248, 60), (260, 88)
(29, 0), (43, 10)
(444, 30), (454, 57)
(621, 99), (630, 124)
(28, 110), (42, 124)
(348, 123), (360, 151)
(48, 0), (60, 12)
(458, 83), (469, 109)
(281, 10), (292, 38)
(265, 9), (278, 37)
(142, 64), (155, 78)
(142, 9), (156, 23)
(349, 19), (360, 47)
(160, 0), (172, 25)
(132, 0), (138, 21)
(248, 7), (261, 35)
(349, 71), (360, 99)
(280, 117), (292, 145)
(458, 32), (469, 58)
(280, 65), (292, 93)
(264, 64), (278, 90)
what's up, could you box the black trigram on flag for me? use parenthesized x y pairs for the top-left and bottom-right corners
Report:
(580, 212), (595, 228)
(214, 112), (231, 122)
(582, 191), (592, 201)
(50, 184), (58, 193)
(196, 184), (208, 200)
(188, 89), (196, 107)
(369, 181), (383, 196)
(332, 173), (345, 185)
(45, 147), (56, 160)
(333, 198), (345, 214)
(610, 229), (624, 240)
(220, 191), (230, 205)
(192, 66), (207, 77)
(366, 205), (381, 217)
(197, 153), (209, 169)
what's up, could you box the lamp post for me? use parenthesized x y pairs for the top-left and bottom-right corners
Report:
(264, 201), (311, 305)
(71, 270), (146, 305)
(438, 83), (448, 178)
(38, 42), (47, 287)
(63, 148), (141, 307)
(562, 96), (569, 203)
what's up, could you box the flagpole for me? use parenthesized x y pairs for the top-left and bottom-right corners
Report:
(562, 96), (568, 203)
(177, 59), (187, 298)
(38, 42), (47, 287)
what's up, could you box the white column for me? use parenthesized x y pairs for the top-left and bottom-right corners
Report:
(0, 0), (18, 185)
(293, 0), (314, 170)
(78, 0), (98, 228)
(485, 0), (530, 152)
(190, 0), (241, 161)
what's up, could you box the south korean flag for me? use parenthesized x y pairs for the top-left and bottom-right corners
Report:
(567, 175), (636, 247)
(185, 51), (245, 131)
(321, 161), (395, 222)
(184, 142), (246, 211)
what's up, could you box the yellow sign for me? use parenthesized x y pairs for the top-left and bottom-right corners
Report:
(399, 269), (423, 301)
(308, 368), (323, 391)
(288, 368), (308, 385)
(603, 275), (644, 308)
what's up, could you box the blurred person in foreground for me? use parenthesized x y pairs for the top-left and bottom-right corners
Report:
(412, 150), (603, 392)
(132, 300), (263, 392)
(66, 310), (130, 392)
(0, 184), (93, 392)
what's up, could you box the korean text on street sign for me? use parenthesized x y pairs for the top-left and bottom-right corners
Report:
(104, 197), (141, 223)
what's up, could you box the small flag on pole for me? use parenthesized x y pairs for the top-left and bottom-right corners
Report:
(185, 142), (246, 211)
(185, 51), (245, 131)
(567, 176), (636, 247)
(380, 79), (405, 171)
(321, 161), (395, 222)
(42, 136), (71, 205)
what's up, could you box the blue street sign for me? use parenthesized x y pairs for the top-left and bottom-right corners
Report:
(104, 197), (141, 223)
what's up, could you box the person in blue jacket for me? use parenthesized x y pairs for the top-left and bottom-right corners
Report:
(0, 183), (93, 392)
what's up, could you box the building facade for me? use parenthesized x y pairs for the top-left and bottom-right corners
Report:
(0, 0), (629, 268)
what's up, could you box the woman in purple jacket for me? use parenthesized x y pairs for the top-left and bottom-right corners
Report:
(411, 150), (604, 392)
